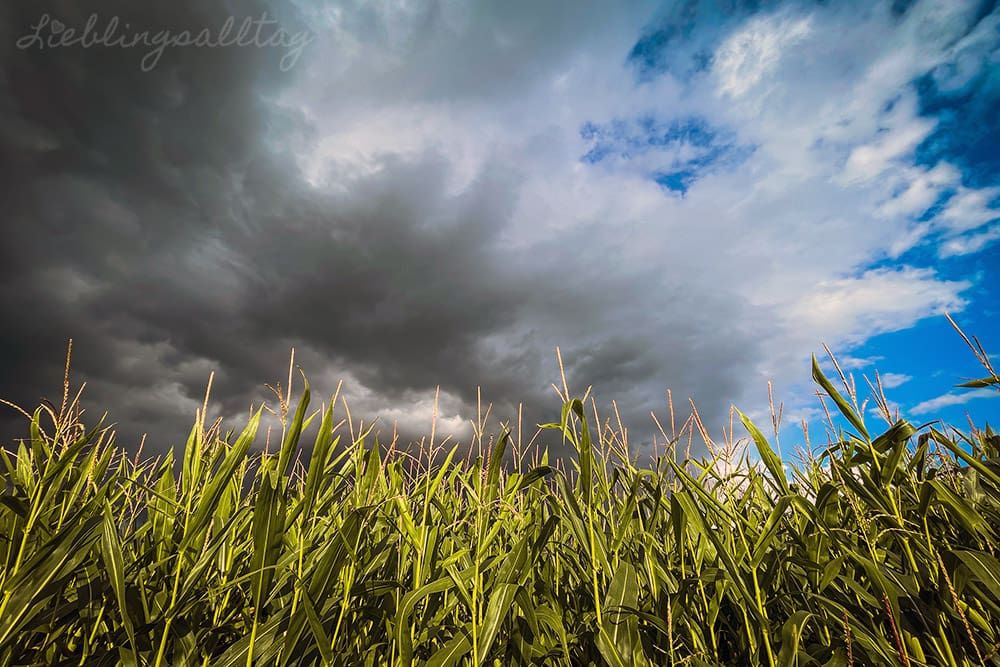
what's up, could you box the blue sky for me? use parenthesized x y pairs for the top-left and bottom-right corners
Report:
(580, 0), (1000, 442)
(2, 0), (998, 460)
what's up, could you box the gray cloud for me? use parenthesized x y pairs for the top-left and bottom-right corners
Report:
(0, 0), (319, 451)
(0, 0), (729, 465)
(1, 0), (991, 473)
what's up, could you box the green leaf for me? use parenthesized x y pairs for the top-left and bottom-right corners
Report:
(956, 375), (1000, 389)
(812, 356), (870, 441)
(179, 407), (262, 553)
(485, 429), (510, 505)
(515, 465), (554, 493)
(100, 500), (138, 666)
(0, 513), (103, 647)
(739, 410), (790, 496)
(949, 550), (1000, 601)
(479, 533), (533, 662)
(302, 397), (339, 520)
(0, 495), (30, 519)
(596, 561), (647, 667)
(425, 625), (473, 667)
(250, 467), (287, 614)
(777, 610), (813, 667)
(752, 496), (792, 569)
(299, 587), (335, 666)
(933, 427), (1000, 488)
(276, 369), (312, 481)
(395, 575), (460, 666)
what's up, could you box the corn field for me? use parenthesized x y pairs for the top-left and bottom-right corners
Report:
(1, 338), (999, 666)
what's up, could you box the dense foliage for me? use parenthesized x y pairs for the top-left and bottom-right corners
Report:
(1, 342), (998, 666)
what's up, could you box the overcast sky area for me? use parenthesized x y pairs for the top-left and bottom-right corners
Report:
(1, 0), (998, 467)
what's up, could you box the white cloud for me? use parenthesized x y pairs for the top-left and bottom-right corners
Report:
(932, 9), (1000, 93)
(842, 115), (937, 184)
(877, 162), (960, 219)
(934, 186), (1000, 234)
(939, 225), (1000, 257)
(877, 372), (912, 389)
(781, 268), (968, 346)
(910, 387), (1000, 415)
(270, 349), (477, 447)
(713, 12), (813, 98)
(822, 354), (884, 372)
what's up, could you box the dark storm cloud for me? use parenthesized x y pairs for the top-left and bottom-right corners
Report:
(0, 0), (769, 469)
(0, 0), (319, 452)
(0, 0), (565, 459)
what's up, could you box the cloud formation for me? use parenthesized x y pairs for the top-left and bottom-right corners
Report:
(910, 387), (999, 415)
(1, 0), (997, 466)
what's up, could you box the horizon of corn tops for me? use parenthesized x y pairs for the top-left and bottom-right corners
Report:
(0, 321), (998, 666)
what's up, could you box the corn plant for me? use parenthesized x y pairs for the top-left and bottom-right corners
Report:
(0, 326), (998, 666)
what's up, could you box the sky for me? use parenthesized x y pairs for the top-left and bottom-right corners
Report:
(1, 0), (998, 467)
